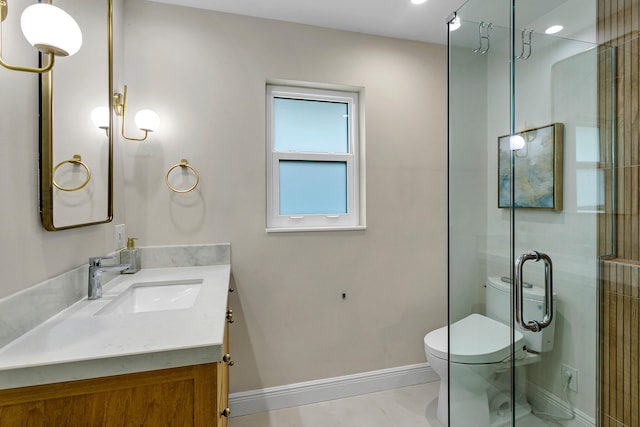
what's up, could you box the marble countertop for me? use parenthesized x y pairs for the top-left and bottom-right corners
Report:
(0, 265), (230, 390)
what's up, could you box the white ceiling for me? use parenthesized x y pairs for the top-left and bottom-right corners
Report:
(146, 0), (596, 46)
(146, 0), (466, 45)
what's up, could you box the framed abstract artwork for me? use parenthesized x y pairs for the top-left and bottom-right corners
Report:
(498, 123), (563, 210)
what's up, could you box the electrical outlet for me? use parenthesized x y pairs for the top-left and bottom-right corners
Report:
(114, 224), (126, 250)
(561, 364), (578, 392)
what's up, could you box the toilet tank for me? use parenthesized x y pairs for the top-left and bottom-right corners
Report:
(485, 276), (557, 353)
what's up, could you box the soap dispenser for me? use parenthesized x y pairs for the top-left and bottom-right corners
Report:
(120, 238), (141, 274)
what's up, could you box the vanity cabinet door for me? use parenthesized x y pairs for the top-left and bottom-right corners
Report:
(0, 364), (218, 426)
(217, 362), (228, 427)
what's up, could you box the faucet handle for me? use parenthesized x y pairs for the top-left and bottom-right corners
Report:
(89, 256), (114, 267)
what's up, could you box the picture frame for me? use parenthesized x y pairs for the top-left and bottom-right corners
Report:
(498, 123), (563, 210)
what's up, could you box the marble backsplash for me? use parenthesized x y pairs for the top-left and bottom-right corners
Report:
(0, 243), (230, 349)
(141, 244), (230, 268)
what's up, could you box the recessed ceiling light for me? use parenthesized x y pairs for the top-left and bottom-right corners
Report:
(545, 25), (563, 35)
(411, 0), (427, 5)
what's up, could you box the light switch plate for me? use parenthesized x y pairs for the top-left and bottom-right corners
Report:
(114, 224), (126, 250)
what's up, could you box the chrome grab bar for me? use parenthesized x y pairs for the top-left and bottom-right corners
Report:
(514, 251), (553, 332)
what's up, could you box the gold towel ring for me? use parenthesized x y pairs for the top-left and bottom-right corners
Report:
(165, 159), (200, 193)
(53, 154), (91, 192)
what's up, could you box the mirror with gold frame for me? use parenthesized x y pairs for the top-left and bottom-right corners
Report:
(40, 0), (113, 230)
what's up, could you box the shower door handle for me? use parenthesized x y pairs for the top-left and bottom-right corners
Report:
(514, 251), (553, 332)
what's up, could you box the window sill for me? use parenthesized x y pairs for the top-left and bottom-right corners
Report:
(266, 225), (367, 233)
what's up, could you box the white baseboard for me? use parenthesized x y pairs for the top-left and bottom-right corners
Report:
(229, 362), (437, 417)
(527, 382), (595, 427)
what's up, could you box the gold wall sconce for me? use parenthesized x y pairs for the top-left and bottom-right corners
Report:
(113, 85), (160, 141)
(0, 0), (82, 74)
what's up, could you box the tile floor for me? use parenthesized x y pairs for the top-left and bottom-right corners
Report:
(228, 382), (558, 427)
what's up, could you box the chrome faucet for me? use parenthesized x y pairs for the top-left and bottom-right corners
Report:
(88, 256), (130, 300)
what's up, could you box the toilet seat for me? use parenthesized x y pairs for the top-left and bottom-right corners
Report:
(425, 313), (526, 364)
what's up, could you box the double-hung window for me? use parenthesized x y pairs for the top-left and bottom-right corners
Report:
(266, 84), (362, 231)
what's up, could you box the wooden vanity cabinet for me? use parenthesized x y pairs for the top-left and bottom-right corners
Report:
(0, 328), (231, 426)
(0, 363), (223, 426)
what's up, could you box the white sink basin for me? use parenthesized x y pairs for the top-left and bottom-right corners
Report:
(96, 279), (203, 315)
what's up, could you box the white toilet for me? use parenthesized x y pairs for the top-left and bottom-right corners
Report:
(424, 276), (556, 427)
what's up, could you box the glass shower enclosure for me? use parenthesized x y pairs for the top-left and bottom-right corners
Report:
(447, 0), (613, 426)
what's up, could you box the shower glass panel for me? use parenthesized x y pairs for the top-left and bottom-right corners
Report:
(447, 0), (614, 426)
(448, 1), (512, 425)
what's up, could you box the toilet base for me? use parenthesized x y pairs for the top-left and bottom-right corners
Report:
(431, 360), (536, 427)
(436, 376), (494, 426)
(489, 396), (531, 427)
(436, 387), (532, 427)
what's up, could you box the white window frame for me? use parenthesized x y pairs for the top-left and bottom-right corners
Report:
(266, 84), (363, 232)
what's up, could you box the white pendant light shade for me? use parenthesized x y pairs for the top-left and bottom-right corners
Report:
(134, 109), (160, 132)
(20, 4), (82, 57)
(91, 106), (110, 130)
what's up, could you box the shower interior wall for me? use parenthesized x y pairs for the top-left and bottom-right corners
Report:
(597, 0), (640, 425)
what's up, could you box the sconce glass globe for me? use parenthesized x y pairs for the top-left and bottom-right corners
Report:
(449, 16), (461, 31)
(134, 109), (160, 132)
(21, 4), (83, 57)
(91, 106), (110, 130)
(509, 134), (525, 151)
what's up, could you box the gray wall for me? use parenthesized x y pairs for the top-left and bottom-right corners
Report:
(122, 1), (448, 392)
(0, 0), (448, 395)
